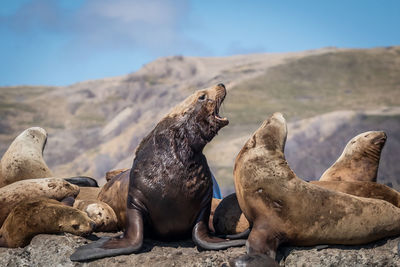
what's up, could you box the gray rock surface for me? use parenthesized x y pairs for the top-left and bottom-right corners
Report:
(1, 233), (399, 266)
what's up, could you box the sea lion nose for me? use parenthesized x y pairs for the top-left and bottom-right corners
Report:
(217, 83), (225, 89)
(90, 221), (96, 231)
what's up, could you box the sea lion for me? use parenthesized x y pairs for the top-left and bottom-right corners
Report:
(233, 112), (400, 266)
(319, 131), (386, 182)
(0, 127), (53, 187)
(213, 193), (250, 235)
(74, 200), (118, 232)
(105, 168), (130, 182)
(99, 169), (222, 230)
(77, 187), (101, 201)
(0, 198), (95, 248)
(71, 84), (245, 262)
(310, 180), (400, 207)
(0, 178), (80, 226)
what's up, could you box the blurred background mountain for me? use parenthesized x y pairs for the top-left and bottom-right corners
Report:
(1, 46), (399, 194)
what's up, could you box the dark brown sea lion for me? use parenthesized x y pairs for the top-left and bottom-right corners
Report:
(0, 198), (95, 248)
(71, 84), (246, 261)
(0, 127), (53, 188)
(0, 178), (80, 226)
(319, 131), (386, 182)
(233, 112), (400, 266)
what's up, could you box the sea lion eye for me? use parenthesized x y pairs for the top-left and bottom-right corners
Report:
(198, 94), (206, 101)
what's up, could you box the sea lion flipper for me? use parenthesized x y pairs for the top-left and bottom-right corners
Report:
(220, 228), (251, 240)
(192, 206), (246, 250)
(71, 208), (143, 261)
(70, 237), (139, 261)
(64, 177), (99, 187)
(229, 253), (279, 267)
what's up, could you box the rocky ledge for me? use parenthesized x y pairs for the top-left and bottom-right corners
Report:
(1, 233), (399, 266)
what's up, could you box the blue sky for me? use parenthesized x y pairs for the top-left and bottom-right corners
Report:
(1, 0), (399, 86)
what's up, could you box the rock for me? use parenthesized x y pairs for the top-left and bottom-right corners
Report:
(0, 233), (399, 266)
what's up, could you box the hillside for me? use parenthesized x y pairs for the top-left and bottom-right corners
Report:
(0, 46), (399, 194)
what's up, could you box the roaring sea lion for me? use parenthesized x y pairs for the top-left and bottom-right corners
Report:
(319, 131), (386, 182)
(74, 200), (118, 232)
(99, 168), (222, 230)
(233, 112), (400, 266)
(71, 84), (245, 261)
(0, 198), (95, 248)
(0, 127), (53, 187)
(0, 178), (79, 226)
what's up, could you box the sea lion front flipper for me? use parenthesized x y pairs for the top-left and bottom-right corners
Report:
(70, 208), (143, 261)
(192, 205), (246, 250)
(229, 253), (279, 267)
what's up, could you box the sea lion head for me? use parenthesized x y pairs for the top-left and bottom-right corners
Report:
(342, 131), (387, 162)
(58, 208), (96, 236)
(243, 112), (287, 154)
(20, 127), (48, 155)
(166, 83), (229, 149)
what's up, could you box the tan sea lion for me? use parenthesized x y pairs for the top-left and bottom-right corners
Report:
(71, 84), (246, 262)
(310, 180), (400, 207)
(74, 200), (118, 232)
(105, 168), (130, 182)
(0, 198), (95, 248)
(0, 178), (80, 226)
(232, 112), (400, 266)
(0, 127), (53, 187)
(319, 131), (386, 182)
(76, 187), (101, 201)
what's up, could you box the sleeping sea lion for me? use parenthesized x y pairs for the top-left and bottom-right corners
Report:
(71, 84), (245, 261)
(0, 198), (95, 248)
(319, 131), (386, 182)
(0, 127), (53, 187)
(0, 178), (79, 226)
(232, 112), (400, 266)
(74, 200), (118, 232)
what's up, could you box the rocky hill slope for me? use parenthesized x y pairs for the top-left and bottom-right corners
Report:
(1, 46), (399, 194)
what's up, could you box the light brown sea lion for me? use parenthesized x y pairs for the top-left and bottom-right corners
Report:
(232, 112), (400, 266)
(310, 180), (400, 207)
(0, 178), (80, 226)
(71, 84), (246, 261)
(105, 168), (130, 182)
(0, 127), (53, 187)
(0, 198), (95, 248)
(76, 187), (101, 201)
(319, 131), (386, 182)
(74, 199), (118, 232)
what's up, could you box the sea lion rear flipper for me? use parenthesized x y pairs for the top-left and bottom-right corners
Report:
(192, 205), (246, 250)
(64, 177), (99, 187)
(219, 228), (251, 240)
(70, 208), (143, 261)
